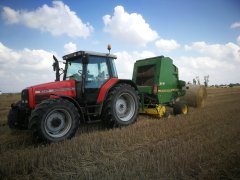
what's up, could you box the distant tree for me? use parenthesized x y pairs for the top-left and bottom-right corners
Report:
(196, 76), (200, 85)
(204, 75), (209, 87)
(193, 78), (196, 85)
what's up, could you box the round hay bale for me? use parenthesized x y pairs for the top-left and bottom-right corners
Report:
(181, 85), (207, 108)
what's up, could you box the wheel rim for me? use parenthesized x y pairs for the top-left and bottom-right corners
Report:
(44, 108), (72, 138)
(115, 93), (136, 122)
(182, 105), (188, 114)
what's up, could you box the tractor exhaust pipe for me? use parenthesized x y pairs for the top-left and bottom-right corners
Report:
(53, 55), (60, 81)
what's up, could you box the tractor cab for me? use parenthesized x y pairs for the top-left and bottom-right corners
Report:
(54, 51), (118, 105)
(63, 51), (118, 82)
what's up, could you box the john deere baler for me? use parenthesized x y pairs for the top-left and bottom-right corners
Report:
(132, 56), (188, 117)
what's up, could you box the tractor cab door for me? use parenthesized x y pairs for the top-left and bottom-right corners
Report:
(64, 58), (84, 103)
(84, 56), (110, 104)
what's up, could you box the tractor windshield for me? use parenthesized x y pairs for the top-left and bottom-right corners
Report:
(65, 58), (83, 81)
(64, 54), (117, 83)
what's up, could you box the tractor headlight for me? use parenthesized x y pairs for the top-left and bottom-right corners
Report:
(21, 100), (28, 104)
(21, 89), (29, 104)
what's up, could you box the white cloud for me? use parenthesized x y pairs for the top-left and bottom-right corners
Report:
(114, 50), (155, 79)
(230, 21), (240, 29)
(175, 56), (238, 85)
(114, 40), (240, 85)
(185, 41), (240, 62)
(64, 42), (77, 54)
(2, 1), (93, 38)
(1, 7), (19, 24)
(103, 6), (158, 46)
(133, 51), (156, 60)
(0, 42), (57, 92)
(155, 38), (180, 52)
(176, 56), (234, 71)
(177, 41), (240, 84)
(237, 35), (240, 45)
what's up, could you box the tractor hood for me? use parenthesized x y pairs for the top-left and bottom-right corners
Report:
(26, 80), (76, 108)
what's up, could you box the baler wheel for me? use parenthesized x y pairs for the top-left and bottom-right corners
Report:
(29, 99), (79, 143)
(102, 83), (139, 127)
(173, 101), (189, 115)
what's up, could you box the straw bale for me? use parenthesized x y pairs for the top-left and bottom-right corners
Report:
(182, 85), (207, 108)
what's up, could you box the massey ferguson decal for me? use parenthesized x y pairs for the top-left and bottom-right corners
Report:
(35, 87), (75, 94)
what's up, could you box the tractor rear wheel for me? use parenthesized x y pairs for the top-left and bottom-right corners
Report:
(102, 83), (139, 127)
(173, 101), (189, 115)
(29, 99), (79, 143)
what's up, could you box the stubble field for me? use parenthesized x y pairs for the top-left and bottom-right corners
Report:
(0, 88), (239, 179)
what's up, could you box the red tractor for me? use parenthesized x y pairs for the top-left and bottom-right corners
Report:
(8, 48), (139, 143)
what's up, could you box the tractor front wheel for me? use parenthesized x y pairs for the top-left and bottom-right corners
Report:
(8, 101), (28, 129)
(29, 99), (80, 143)
(8, 108), (19, 129)
(102, 83), (139, 127)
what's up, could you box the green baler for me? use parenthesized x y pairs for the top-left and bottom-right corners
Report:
(132, 56), (188, 117)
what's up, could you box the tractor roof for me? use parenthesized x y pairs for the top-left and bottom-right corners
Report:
(63, 51), (117, 60)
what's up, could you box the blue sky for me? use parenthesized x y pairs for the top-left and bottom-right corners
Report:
(0, 0), (240, 92)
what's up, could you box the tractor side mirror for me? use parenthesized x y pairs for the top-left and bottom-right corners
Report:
(52, 61), (57, 71)
(82, 54), (89, 64)
(53, 55), (59, 71)
(52, 55), (60, 81)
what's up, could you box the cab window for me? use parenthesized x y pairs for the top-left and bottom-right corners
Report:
(65, 58), (83, 81)
(86, 56), (109, 88)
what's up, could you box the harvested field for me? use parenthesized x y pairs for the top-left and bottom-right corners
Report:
(0, 88), (240, 179)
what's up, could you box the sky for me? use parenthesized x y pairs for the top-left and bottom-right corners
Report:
(0, 0), (239, 92)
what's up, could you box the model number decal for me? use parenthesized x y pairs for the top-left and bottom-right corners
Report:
(158, 89), (178, 93)
(35, 87), (75, 94)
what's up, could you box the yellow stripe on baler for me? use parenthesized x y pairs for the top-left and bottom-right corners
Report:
(143, 105), (166, 118)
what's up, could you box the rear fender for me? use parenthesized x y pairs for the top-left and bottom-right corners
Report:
(97, 79), (138, 114)
(96, 78), (119, 104)
(97, 79), (138, 105)
(116, 79), (138, 91)
(97, 78), (138, 104)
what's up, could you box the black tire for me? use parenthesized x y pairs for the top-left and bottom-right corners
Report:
(29, 99), (80, 143)
(101, 83), (139, 127)
(8, 108), (19, 129)
(8, 101), (28, 129)
(173, 101), (189, 115)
